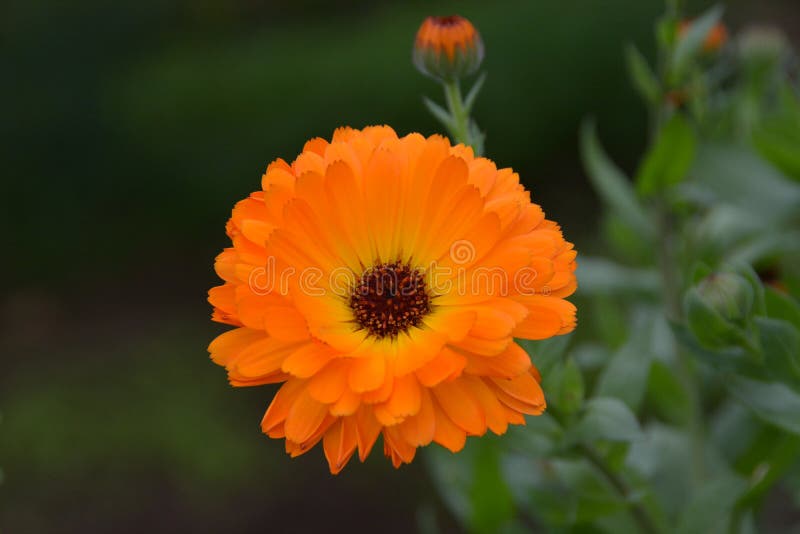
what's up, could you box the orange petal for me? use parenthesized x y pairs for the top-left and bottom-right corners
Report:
(282, 342), (337, 378)
(284, 389), (329, 443)
(398, 388), (436, 446)
(355, 407), (382, 462)
(307, 359), (349, 404)
(416, 347), (467, 387)
(433, 379), (486, 435)
(348, 352), (387, 393)
(323, 417), (358, 475)
(431, 399), (467, 452)
(208, 327), (267, 366)
(261, 379), (306, 434)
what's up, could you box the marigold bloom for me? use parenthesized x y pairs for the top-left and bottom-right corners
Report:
(413, 15), (484, 81)
(679, 19), (728, 53)
(208, 126), (577, 473)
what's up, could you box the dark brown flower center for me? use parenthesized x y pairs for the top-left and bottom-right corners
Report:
(350, 261), (431, 339)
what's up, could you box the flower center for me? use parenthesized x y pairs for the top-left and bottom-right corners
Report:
(350, 261), (431, 339)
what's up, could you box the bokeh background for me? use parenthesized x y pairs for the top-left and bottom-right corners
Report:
(2, 0), (798, 532)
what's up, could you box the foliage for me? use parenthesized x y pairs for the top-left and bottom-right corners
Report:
(425, 3), (800, 532)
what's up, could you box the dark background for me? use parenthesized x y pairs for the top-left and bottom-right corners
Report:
(2, 0), (798, 532)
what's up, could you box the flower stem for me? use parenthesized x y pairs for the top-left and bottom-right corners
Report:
(443, 80), (471, 146)
(580, 444), (662, 534)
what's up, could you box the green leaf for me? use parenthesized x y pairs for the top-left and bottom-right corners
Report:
(727, 375), (800, 435)
(755, 317), (800, 388)
(517, 334), (572, 378)
(575, 257), (660, 297)
(688, 144), (800, 226)
(580, 120), (655, 239)
(544, 357), (585, 416)
(646, 361), (691, 426)
(463, 72), (487, 113)
(636, 114), (697, 196)
(568, 398), (642, 444)
(672, 4), (724, 76)
(595, 312), (655, 411)
(676, 474), (747, 534)
(469, 441), (515, 534)
(423, 96), (453, 130)
(764, 286), (800, 329)
(625, 45), (660, 104)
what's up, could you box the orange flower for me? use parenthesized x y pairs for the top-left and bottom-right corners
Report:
(208, 126), (577, 473)
(679, 19), (728, 53)
(413, 15), (484, 81)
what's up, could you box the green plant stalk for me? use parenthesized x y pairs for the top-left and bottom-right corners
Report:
(443, 80), (472, 147)
(581, 444), (662, 534)
(549, 406), (662, 533)
(657, 206), (706, 483)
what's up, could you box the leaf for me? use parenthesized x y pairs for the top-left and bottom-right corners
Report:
(688, 144), (800, 226)
(580, 120), (655, 240)
(646, 361), (690, 426)
(469, 440), (515, 534)
(517, 334), (572, 378)
(676, 474), (747, 534)
(595, 311), (655, 411)
(423, 96), (453, 130)
(764, 286), (800, 329)
(636, 114), (697, 196)
(568, 397), (642, 444)
(625, 45), (660, 104)
(575, 257), (660, 297)
(543, 357), (585, 416)
(727, 375), (800, 435)
(755, 317), (800, 388)
(463, 72), (487, 113)
(672, 4), (724, 76)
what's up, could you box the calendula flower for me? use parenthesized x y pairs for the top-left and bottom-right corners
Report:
(679, 19), (728, 53)
(413, 15), (484, 81)
(208, 126), (577, 473)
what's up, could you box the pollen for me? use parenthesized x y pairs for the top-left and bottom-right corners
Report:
(350, 261), (431, 339)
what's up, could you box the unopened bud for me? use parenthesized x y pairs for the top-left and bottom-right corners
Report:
(413, 15), (484, 82)
(679, 19), (728, 53)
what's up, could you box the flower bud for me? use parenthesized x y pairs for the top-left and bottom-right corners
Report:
(684, 272), (755, 349)
(413, 15), (484, 82)
(679, 19), (728, 53)
(696, 272), (754, 322)
(738, 26), (788, 64)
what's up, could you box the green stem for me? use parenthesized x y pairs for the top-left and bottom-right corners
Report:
(443, 80), (471, 146)
(580, 444), (662, 534)
(656, 205), (706, 483)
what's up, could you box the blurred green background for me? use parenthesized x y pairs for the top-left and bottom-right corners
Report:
(2, 0), (797, 531)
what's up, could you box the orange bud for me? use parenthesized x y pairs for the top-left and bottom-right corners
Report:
(679, 19), (728, 53)
(413, 15), (484, 81)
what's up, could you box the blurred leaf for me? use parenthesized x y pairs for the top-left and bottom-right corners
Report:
(469, 441), (515, 534)
(595, 311), (656, 411)
(576, 257), (660, 297)
(636, 114), (697, 196)
(625, 45), (660, 104)
(580, 120), (655, 240)
(627, 423), (692, 518)
(752, 86), (800, 182)
(517, 334), (572, 378)
(568, 398), (642, 444)
(507, 456), (627, 526)
(544, 357), (585, 416)
(464, 72), (487, 113)
(423, 97), (453, 130)
(755, 317), (800, 388)
(646, 361), (690, 426)
(675, 474), (747, 534)
(602, 212), (655, 265)
(689, 144), (800, 225)
(764, 286), (800, 329)
(727, 376), (800, 435)
(672, 5), (724, 77)
(735, 434), (800, 513)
